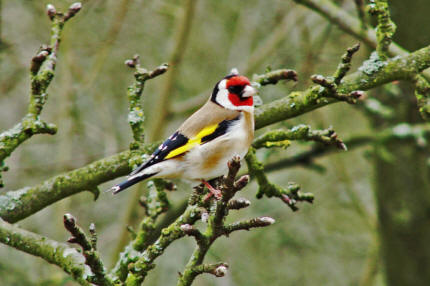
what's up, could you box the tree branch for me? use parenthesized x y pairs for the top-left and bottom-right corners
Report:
(292, 0), (430, 119)
(252, 124), (346, 150)
(176, 157), (275, 286)
(264, 123), (430, 172)
(292, 0), (406, 57)
(63, 214), (112, 286)
(245, 147), (314, 211)
(0, 3), (82, 186)
(0, 217), (90, 286)
(2, 41), (430, 223)
(111, 204), (204, 284)
(124, 55), (168, 146)
(255, 44), (430, 129)
(0, 148), (152, 223)
(368, 0), (396, 60)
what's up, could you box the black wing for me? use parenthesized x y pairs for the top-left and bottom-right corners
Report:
(128, 131), (189, 176)
(128, 115), (240, 176)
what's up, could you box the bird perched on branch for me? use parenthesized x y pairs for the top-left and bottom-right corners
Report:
(111, 72), (256, 199)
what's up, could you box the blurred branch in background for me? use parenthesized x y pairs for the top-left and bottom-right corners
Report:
(172, 9), (306, 115)
(83, 0), (131, 155)
(149, 0), (197, 141)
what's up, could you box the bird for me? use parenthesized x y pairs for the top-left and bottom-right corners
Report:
(110, 72), (256, 199)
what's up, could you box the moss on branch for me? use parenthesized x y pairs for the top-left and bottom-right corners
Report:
(2, 42), (430, 223)
(252, 125), (346, 150)
(63, 214), (112, 286)
(368, 0), (396, 60)
(176, 157), (275, 286)
(255, 44), (430, 129)
(0, 149), (138, 223)
(264, 123), (430, 172)
(0, 218), (90, 286)
(292, 0), (430, 119)
(113, 205), (203, 284)
(125, 55), (168, 146)
(245, 148), (314, 211)
(292, 0), (407, 57)
(0, 3), (81, 185)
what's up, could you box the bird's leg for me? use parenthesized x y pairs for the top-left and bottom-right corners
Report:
(202, 180), (222, 200)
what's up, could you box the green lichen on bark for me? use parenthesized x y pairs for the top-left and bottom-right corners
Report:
(253, 125), (346, 150)
(1, 43), (430, 225)
(245, 147), (314, 211)
(0, 218), (90, 286)
(125, 55), (168, 146)
(114, 205), (202, 284)
(413, 74), (430, 120)
(368, 0), (397, 60)
(0, 150), (133, 223)
(255, 44), (430, 129)
(63, 214), (112, 286)
(132, 179), (170, 252)
(177, 157), (273, 286)
(0, 3), (81, 186)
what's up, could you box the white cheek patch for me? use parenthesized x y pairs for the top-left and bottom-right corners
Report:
(218, 79), (227, 89)
(215, 89), (237, 110)
(215, 78), (254, 111)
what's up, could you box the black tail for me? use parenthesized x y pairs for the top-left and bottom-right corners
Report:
(111, 173), (156, 195)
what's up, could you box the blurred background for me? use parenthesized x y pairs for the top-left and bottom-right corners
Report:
(0, 0), (429, 285)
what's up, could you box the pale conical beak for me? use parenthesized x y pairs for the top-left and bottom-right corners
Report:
(242, 85), (257, 97)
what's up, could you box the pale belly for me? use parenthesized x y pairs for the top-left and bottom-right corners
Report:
(150, 110), (254, 182)
(181, 128), (252, 181)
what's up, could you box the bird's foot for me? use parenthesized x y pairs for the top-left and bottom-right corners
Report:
(202, 180), (222, 201)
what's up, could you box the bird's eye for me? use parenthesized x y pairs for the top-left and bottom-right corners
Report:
(228, 85), (243, 95)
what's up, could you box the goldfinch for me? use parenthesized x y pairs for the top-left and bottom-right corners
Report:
(111, 73), (256, 198)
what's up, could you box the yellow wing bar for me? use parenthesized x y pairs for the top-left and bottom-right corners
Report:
(165, 124), (218, 159)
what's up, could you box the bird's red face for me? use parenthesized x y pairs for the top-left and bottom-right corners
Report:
(211, 74), (256, 111)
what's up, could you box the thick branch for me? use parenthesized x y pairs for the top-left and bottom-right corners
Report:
(2, 44), (430, 223)
(0, 218), (90, 286)
(255, 44), (430, 129)
(0, 149), (138, 223)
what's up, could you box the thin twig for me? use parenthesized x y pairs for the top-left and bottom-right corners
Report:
(63, 214), (112, 286)
(0, 3), (82, 185)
